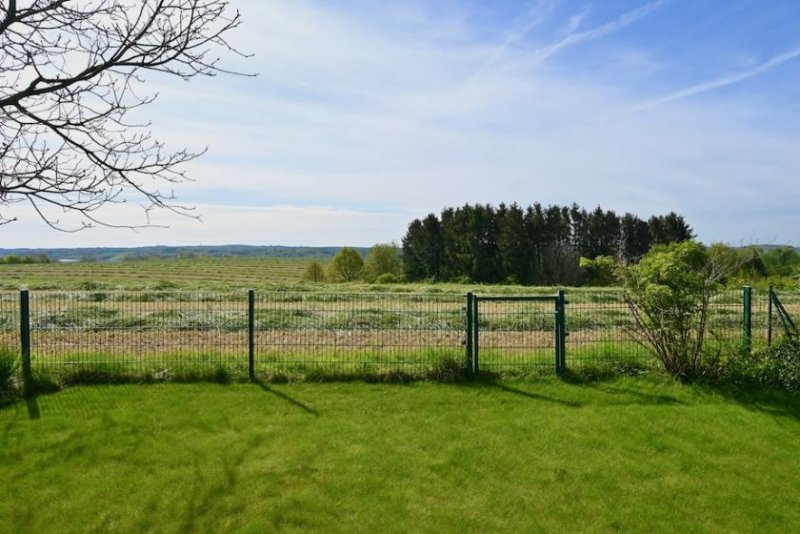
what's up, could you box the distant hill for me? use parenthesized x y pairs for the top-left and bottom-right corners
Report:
(0, 245), (369, 262)
(750, 244), (800, 252)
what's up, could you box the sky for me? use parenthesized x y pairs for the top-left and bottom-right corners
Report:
(4, 0), (800, 248)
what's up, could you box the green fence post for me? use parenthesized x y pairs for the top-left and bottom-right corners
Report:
(465, 293), (474, 377)
(248, 289), (255, 380)
(767, 285), (774, 347)
(473, 296), (480, 377)
(19, 289), (32, 395)
(742, 286), (752, 354)
(555, 289), (567, 376)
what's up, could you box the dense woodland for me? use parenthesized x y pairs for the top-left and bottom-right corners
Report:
(401, 203), (693, 285)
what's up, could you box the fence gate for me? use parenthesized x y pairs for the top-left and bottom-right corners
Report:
(466, 292), (567, 376)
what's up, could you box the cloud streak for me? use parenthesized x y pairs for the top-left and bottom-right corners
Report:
(468, 0), (555, 83)
(530, 0), (670, 63)
(625, 45), (800, 113)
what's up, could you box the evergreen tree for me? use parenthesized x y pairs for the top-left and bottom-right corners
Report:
(402, 201), (693, 286)
(402, 215), (444, 281)
(401, 219), (427, 281)
(525, 203), (546, 284)
(619, 213), (651, 263)
(420, 213), (444, 280)
(649, 212), (694, 245)
(497, 203), (530, 284)
(467, 204), (501, 283)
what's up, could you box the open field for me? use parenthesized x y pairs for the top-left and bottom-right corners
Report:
(1, 378), (799, 532)
(0, 257), (314, 290)
(0, 255), (625, 294)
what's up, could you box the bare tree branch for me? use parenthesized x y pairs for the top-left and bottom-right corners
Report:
(0, 0), (252, 230)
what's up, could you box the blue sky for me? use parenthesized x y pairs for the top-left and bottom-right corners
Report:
(6, 0), (800, 248)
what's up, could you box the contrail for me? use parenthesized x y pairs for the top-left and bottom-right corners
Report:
(626, 46), (800, 114)
(531, 0), (670, 63)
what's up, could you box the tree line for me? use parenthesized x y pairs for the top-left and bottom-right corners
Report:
(401, 203), (693, 285)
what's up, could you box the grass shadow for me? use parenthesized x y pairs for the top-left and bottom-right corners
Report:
(483, 380), (585, 407)
(25, 395), (40, 420)
(252, 379), (320, 417)
(458, 369), (691, 408)
(695, 380), (800, 421)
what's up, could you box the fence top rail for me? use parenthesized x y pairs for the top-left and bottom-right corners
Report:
(474, 295), (559, 302)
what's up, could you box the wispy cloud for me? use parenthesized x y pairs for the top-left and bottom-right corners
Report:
(469, 0), (555, 83)
(625, 45), (800, 113)
(530, 0), (670, 62)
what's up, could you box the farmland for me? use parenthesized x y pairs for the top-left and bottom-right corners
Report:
(0, 257), (312, 290)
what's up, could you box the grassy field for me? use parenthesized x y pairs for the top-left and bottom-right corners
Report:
(1, 378), (799, 532)
(0, 255), (623, 294)
(0, 257), (312, 290)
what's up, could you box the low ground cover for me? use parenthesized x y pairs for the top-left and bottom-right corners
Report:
(1, 378), (798, 532)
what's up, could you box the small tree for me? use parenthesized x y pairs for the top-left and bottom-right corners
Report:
(622, 241), (729, 379)
(579, 255), (619, 286)
(327, 248), (363, 282)
(302, 260), (326, 282)
(362, 243), (403, 283)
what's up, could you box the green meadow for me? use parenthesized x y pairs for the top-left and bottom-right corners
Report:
(2, 378), (799, 532)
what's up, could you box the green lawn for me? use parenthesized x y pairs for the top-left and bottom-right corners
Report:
(1, 378), (799, 532)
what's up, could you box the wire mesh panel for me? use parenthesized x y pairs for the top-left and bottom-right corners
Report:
(475, 297), (557, 375)
(253, 292), (465, 378)
(702, 289), (746, 354)
(0, 291), (18, 352)
(565, 290), (655, 370)
(751, 288), (771, 350)
(29, 291), (249, 379)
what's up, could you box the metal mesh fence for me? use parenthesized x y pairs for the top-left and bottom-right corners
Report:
(0, 292), (18, 352)
(473, 297), (557, 375)
(2, 287), (792, 381)
(565, 288), (769, 370)
(751, 288), (771, 349)
(253, 292), (465, 378)
(565, 290), (654, 370)
(28, 292), (249, 379)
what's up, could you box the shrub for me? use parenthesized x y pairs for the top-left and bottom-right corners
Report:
(362, 243), (403, 283)
(302, 260), (326, 282)
(718, 341), (800, 391)
(375, 273), (403, 284)
(579, 256), (619, 286)
(327, 248), (364, 282)
(622, 241), (727, 379)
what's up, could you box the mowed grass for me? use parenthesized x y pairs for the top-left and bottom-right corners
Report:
(2, 378), (799, 532)
(0, 257), (311, 290)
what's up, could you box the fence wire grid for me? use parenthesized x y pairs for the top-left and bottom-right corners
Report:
(0, 287), (794, 381)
